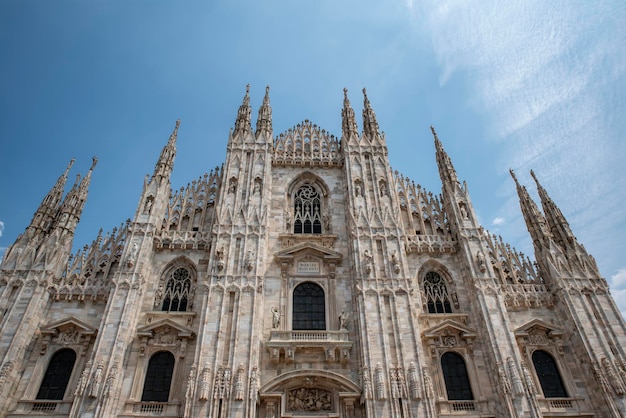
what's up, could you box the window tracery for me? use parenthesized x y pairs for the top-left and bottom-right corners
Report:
(160, 267), (192, 312)
(423, 272), (452, 313)
(293, 185), (322, 234)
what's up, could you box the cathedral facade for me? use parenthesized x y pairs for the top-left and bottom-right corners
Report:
(1, 86), (625, 418)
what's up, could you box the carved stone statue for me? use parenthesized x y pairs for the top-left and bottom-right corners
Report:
(271, 306), (280, 329)
(339, 311), (348, 330)
(143, 197), (153, 214)
(355, 183), (362, 197)
(476, 251), (486, 272)
(363, 250), (372, 274)
(89, 363), (104, 398)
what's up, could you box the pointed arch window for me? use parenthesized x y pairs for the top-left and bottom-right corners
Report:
(441, 352), (474, 400)
(292, 282), (326, 330)
(423, 272), (452, 313)
(36, 348), (76, 400)
(532, 350), (567, 398)
(141, 351), (175, 402)
(293, 185), (322, 234)
(161, 267), (191, 312)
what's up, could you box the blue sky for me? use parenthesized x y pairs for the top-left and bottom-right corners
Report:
(1, 1), (624, 316)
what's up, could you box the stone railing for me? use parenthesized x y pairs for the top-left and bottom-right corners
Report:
(278, 234), (337, 250)
(267, 330), (352, 364)
(154, 231), (211, 251)
(405, 234), (456, 254)
(436, 399), (490, 415)
(503, 283), (552, 309)
(8, 400), (72, 416)
(123, 401), (181, 417)
(538, 397), (585, 413)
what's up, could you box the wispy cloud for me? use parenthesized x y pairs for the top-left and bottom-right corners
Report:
(492, 217), (505, 226)
(0, 220), (4, 237)
(416, 0), (626, 280)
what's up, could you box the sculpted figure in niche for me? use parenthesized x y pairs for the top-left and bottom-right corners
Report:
(285, 208), (292, 231)
(355, 183), (362, 197)
(363, 250), (373, 274)
(476, 251), (486, 272)
(271, 306), (280, 329)
(253, 180), (261, 195)
(143, 197), (153, 214)
(339, 311), (349, 330)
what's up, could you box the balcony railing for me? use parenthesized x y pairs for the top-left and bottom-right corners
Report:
(269, 330), (350, 343)
(267, 330), (352, 364)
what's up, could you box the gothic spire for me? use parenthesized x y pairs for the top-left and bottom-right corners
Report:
(510, 169), (551, 247)
(341, 88), (358, 137)
(362, 88), (380, 139)
(530, 170), (577, 249)
(431, 126), (460, 187)
(234, 84), (252, 136)
(28, 158), (75, 234)
(153, 120), (180, 180)
(255, 85), (273, 137)
(53, 157), (97, 234)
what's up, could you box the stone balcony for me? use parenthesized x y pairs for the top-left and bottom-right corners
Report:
(266, 330), (352, 364)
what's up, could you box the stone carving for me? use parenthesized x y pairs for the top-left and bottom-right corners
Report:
(592, 361), (612, 394)
(390, 366), (406, 398)
(339, 311), (348, 330)
(441, 335), (457, 346)
(408, 362), (420, 400)
(143, 197), (153, 215)
(363, 250), (372, 274)
(423, 367), (434, 399)
(271, 306), (280, 329)
(355, 183), (362, 197)
(459, 203), (468, 219)
(55, 326), (80, 344)
(245, 250), (254, 271)
(186, 364), (197, 401)
(127, 242), (138, 267)
(507, 357), (524, 396)
(497, 361), (511, 394)
(216, 246), (225, 271)
(253, 180), (261, 195)
(234, 364), (245, 400)
(602, 358), (625, 395)
(103, 363), (117, 398)
(74, 360), (92, 396)
(285, 209), (292, 231)
(249, 366), (259, 401)
(228, 178), (237, 194)
(361, 367), (373, 400)
(476, 251), (486, 272)
(528, 332), (548, 345)
(155, 327), (177, 345)
(375, 363), (385, 399)
(0, 361), (14, 392)
(287, 388), (332, 412)
(198, 362), (211, 401)
(214, 367), (231, 399)
(154, 285), (164, 308)
(390, 250), (400, 273)
(520, 361), (538, 395)
(89, 363), (104, 398)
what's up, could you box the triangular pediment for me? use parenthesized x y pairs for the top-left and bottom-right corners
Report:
(514, 319), (563, 337)
(422, 319), (476, 339)
(275, 241), (342, 263)
(40, 316), (97, 337)
(137, 318), (195, 339)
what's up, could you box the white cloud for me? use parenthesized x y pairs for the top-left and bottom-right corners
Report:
(611, 268), (626, 289)
(0, 220), (4, 238)
(492, 217), (505, 226)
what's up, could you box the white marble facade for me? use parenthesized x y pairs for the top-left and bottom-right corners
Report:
(1, 86), (625, 418)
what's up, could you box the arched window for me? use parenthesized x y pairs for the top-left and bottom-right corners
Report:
(292, 282), (325, 330)
(162, 267), (192, 312)
(141, 351), (175, 402)
(293, 185), (322, 234)
(423, 272), (452, 313)
(36, 348), (76, 400)
(532, 350), (567, 398)
(441, 352), (474, 400)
